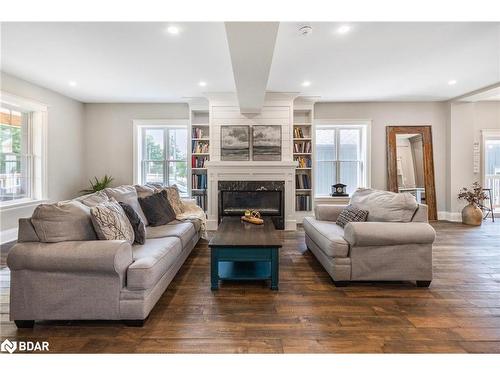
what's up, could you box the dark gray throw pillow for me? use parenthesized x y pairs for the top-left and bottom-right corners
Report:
(138, 190), (176, 227)
(336, 205), (369, 228)
(119, 201), (146, 245)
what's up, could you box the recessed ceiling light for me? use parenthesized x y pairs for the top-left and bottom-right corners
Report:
(336, 25), (351, 34)
(448, 80), (457, 85)
(198, 81), (207, 87)
(166, 26), (180, 35)
(68, 81), (77, 87)
(302, 81), (311, 87)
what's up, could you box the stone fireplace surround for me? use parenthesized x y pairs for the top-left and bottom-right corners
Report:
(218, 180), (285, 229)
(204, 161), (298, 230)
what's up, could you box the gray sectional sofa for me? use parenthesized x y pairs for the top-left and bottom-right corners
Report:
(304, 188), (436, 287)
(7, 186), (202, 328)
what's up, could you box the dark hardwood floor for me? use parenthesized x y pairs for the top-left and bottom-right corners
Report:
(1, 221), (499, 353)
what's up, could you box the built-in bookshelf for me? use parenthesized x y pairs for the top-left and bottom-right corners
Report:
(190, 109), (209, 212)
(293, 107), (313, 212)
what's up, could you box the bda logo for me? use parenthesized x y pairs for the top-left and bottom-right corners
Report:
(1, 339), (17, 354)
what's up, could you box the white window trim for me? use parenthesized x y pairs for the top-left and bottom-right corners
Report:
(0, 91), (48, 208)
(313, 119), (372, 197)
(132, 119), (189, 185)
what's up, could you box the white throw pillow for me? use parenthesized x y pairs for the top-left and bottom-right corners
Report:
(90, 198), (134, 244)
(350, 188), (418, 222)
(104, 185), (149, 226)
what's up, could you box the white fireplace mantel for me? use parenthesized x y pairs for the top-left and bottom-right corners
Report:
(205, 160), (298, 231)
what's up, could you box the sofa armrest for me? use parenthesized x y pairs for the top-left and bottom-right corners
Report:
(343, 222), (436, 247)
(7, 240), (133, 275)
(314, 204), (347, 222)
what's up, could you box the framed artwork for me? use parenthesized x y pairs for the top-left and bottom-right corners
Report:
(220, 125), (250, 161)
(252, 125), (281, 161)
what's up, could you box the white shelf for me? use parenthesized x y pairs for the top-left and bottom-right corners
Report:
(293, 138), (312, 141)
(294, 123), (312, 126)
(192, 138), (210, 141)
(296, 189), (312, 192)
(192, 167), (207, 170)
(192, 153), (210, 156)
(296, 168), (312, 170)
(192, 123), (209, 127)
(293, 152), (312, 155)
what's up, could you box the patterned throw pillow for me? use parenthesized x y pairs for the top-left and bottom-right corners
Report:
(90, 198), (134, 244)
(164, 185), (185, 215)
(138, 190), (177, 227)
(336, 205), (369, 228)
(119, 202), (146, 245)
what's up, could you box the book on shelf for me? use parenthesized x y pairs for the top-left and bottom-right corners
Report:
(296, 194), (312, 211)
(192, 127), (207, 139)
(192, 140), (209, 153)
(293, 141), (311, 153)
(192, 174), (207, 190)
(192, 193), (207, 211)
(293, 127), (305, 138)
(191, 155), (208, 168)
(295, 156), (312, 168)
(295, 174), (311, 189)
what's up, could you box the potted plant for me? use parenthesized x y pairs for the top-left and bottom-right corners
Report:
(81, 175), (114, 194)
(457, 182), (487, 226)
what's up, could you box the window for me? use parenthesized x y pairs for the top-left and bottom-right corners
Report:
(482, 130), (500, 211)
(0, 93), (47, 206)
(135, 122), (188, 196)
(315, 122), (370, 196)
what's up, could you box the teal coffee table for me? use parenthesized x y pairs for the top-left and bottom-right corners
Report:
(209, 217), (282, 290)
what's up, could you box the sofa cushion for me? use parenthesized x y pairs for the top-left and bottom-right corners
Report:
(74, 190), (109, 207)
(164, 186), (185, 215)
(104, 185), (149, 226)
(336, 205), (368, 228)
(31, 201), (97, 243)
(90, 198), (134, 244)
(350, 188), (418, 222)
(138, 190), (176, 227)
(303, 217), (349, 258)
(119, 202), (146, 245)
(127, 237), (182, 290)
(146, 221), (196, 247)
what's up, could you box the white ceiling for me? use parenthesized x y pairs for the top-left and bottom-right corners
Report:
(1, 22), (499, 103)
(461, 86), (500, 101)
(1, 22), (235, 102)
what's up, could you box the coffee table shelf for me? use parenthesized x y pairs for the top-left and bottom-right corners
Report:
(218, 261), (271, 280)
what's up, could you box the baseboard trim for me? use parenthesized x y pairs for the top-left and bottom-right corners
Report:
(1, 227), (18, 244)
(437, 211), (462, 222)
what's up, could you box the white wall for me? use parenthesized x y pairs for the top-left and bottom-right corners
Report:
(449, 101), (500, 213)
(0, 72), (85, 235)
(314, 102), (448, 212)
(83, 103), (189, 187)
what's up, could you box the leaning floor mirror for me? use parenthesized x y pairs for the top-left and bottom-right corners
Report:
(386, 126), (437, 220)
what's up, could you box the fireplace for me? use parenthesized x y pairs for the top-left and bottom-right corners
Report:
(218, 181), (285, 229)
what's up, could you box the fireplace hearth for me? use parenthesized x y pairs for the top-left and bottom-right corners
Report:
(218, 181), (285, 229)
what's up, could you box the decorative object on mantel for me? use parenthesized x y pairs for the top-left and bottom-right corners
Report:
(221, 125), (250, 161)
(458, 181), (488, 226)
(331, 183), (348, 197)
(241, 210), (264, 225)
(252, 125), (281, 161)
(81, 175), (114, 194)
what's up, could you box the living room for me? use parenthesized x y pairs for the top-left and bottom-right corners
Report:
(1, 0), (500, 372)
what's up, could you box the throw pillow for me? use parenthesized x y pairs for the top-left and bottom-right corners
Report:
(164, 185), (185, 215)
(90, 198), (134, 244)
(336, 205), (369, 228)
(74, 190), (109, 207)
(103, 185), (149, 226)
(31, 201), (97, 242)
(119, 201), (146, 245)
(138, 190), (177, 227)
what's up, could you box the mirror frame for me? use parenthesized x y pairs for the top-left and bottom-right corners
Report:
(386, 125), (437, 220)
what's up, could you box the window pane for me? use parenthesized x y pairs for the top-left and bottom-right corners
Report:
(484, 139), (500, 209)
(144, 129), (164, 160)
(143, 161), (164, 184)
(0, 109), (28, 202)
(339, 161), (360, 195)
(168, 161), (187, 195)
(167, 128), (187, 160)
(316, 129), (336, 160)
(316, 161), (337, 196)
(339, 129), (360, 160)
